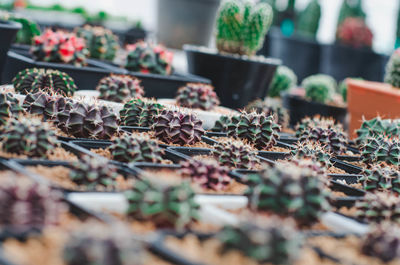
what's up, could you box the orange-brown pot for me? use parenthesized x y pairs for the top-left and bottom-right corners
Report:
(347, 79), (400, 139)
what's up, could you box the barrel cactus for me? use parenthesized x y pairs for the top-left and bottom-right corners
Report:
(385, 48), (400, 89)
(120, 98), (164, 127)
(96, 74), (144, 102)
(268, 65), (297, 97)
(175, 83), (220, 111)
(302, 74), (337, 104)
(245, 99), (289, 128)
(213, 140), (259, 169)
(360, 166), (400, 194)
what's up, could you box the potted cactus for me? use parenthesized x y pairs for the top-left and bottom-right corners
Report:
(347, 49), (400, 138)
(321, 15), (386, 82)
(283, 74), (347, 126)
(0, 19), (21, 83)
(184, 0), (280, 109)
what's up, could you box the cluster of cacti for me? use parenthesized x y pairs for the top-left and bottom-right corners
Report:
(152, 109), (205, 145)
(302, 74), (337, 104)
(0, 92), (23, 125)
(217, 218), (302, 264)
(0, 175), (65, 228)
(226, 112), (281, 149)
(125, 41), (173, 75)
(125, 179), (199, 229)
(23, 92), (119, 139)
(295, 115), (342, 138)
(360, 166), (400, 194)
(355, 193), (400, 224)
(290, 142), (333, 169)
(69, 156), (118, 189)
(31, 29), (89, 66)
(355, 116), (400, 146)
(268, 65), (297, 98)
(336, 17), (373, 48)
(180, 159), (231, 191)
(244, 99), (289, 128)
(119, 98), (164, 127)
(361, 223), (400, 263)
(107, 134), (164, 163)
(175, 83), (220, 111)
(75, 24), (120, 61)
(298, 126), (348, 155)
(1, 116), (57, 158)
(213, 140), (259, 169)
(246, 162), (331, 226)
(384, 48), (400, 89)
(96, 74), (144, 102)
(216, 0), (273, 56)
(296, 0), (321, 39)
(63, 224), (144, 265)
(13, 68), (77, 96)
(360, 137), (400, 166)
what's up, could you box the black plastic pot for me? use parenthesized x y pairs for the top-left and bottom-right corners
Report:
(263, 27), (321, 82)
(2, 50), (125, 89)
(89, 58), (211, 98)
(0, 20), (21, 84)
(282, 94), (347, 127)
(157, 0), (221, 49)
(331, 159), (363, 175)
(320, 43), (386, 82)
(184, 45), (280, 109)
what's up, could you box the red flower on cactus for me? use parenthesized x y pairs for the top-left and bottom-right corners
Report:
(31, 29), (89, 66)
(336, 17), (373, 49)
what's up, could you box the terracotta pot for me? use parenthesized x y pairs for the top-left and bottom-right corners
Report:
(347, 79), (400, 139)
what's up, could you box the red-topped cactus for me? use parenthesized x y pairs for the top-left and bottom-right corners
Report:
(31, 29), (89, 66)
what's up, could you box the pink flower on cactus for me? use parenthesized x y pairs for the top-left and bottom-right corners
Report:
(337, 17), (373, 49)
(59, 40), (76, 63)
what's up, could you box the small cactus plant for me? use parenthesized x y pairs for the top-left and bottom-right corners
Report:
(336, 17), (373, 49)
(175, 83), (220, 111)
(96, 74), (144, 102)
(69, 156), (118, 190)
(290, 142), (333, 169)
(361, 223), (400, 263)
(63, 224), (144, 265)
(355, 192), (400, 224)
(125, 41), (173, 75)
(152, 109), (205, 145)
(211, 115), (237, 133)
(119, 98), (164, 127)
(0, 92), (23, 125)
(180, 159), (231, 191)
(213, 140), (259, 169)
(244, 99), (289, 128)
(296, 0), (321, 39)
(246, 162), (331, 226)
(107, 134), (164, 163)
(360, 165), (400, 194)
(1, 116), (57, 158)
(0, 175), (65, 228)
(12, 68), (77, 96)
(360, 137), (400, 166)
(298, 126), (347, 155)
(227, 112), (281, 149)
(295, 115), (343, 138)
(75, 24), (120, 61)
(216, 0), (273, 56)
(31, 29), (89, 66)
(268, 65), (297, 97)
(302, 74), (337, 104)
(125, 179), (200, 229)
(217, 218), (302, 264)
(385, 48), (400, 88)
(355, 116), (400, 146)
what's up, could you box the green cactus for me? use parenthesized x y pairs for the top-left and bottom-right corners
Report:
(246, 162), (330, 226)
(337, 0), (366, 28)
(9, 16), (41, 44)
(360, 166), (400, 194)
(296, 0), (321, 38)
(125, 179), (200, 229)
(361, 137), (400, 166)
(302, 74), (337, 103)
(290, 142), (333, 169)
(298, 126), (348, 155)
(385, 49), (400, 88)
(268, 65), (297, 98)
(119, 98), (164, 127)
(213, 140), (259, 169)
(355, 117), (400, 147)
(355, 192), (400, 224)
(216, 0), (273, 56)
(0, 92), (23, 126)
(244, 99), (289, 128)
(217, 218), (303, 264)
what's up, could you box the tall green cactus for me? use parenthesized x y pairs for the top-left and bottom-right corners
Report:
(216, 0), (273, 56)
(337, 0), (366, 28)
(296, 0), (321, 38)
